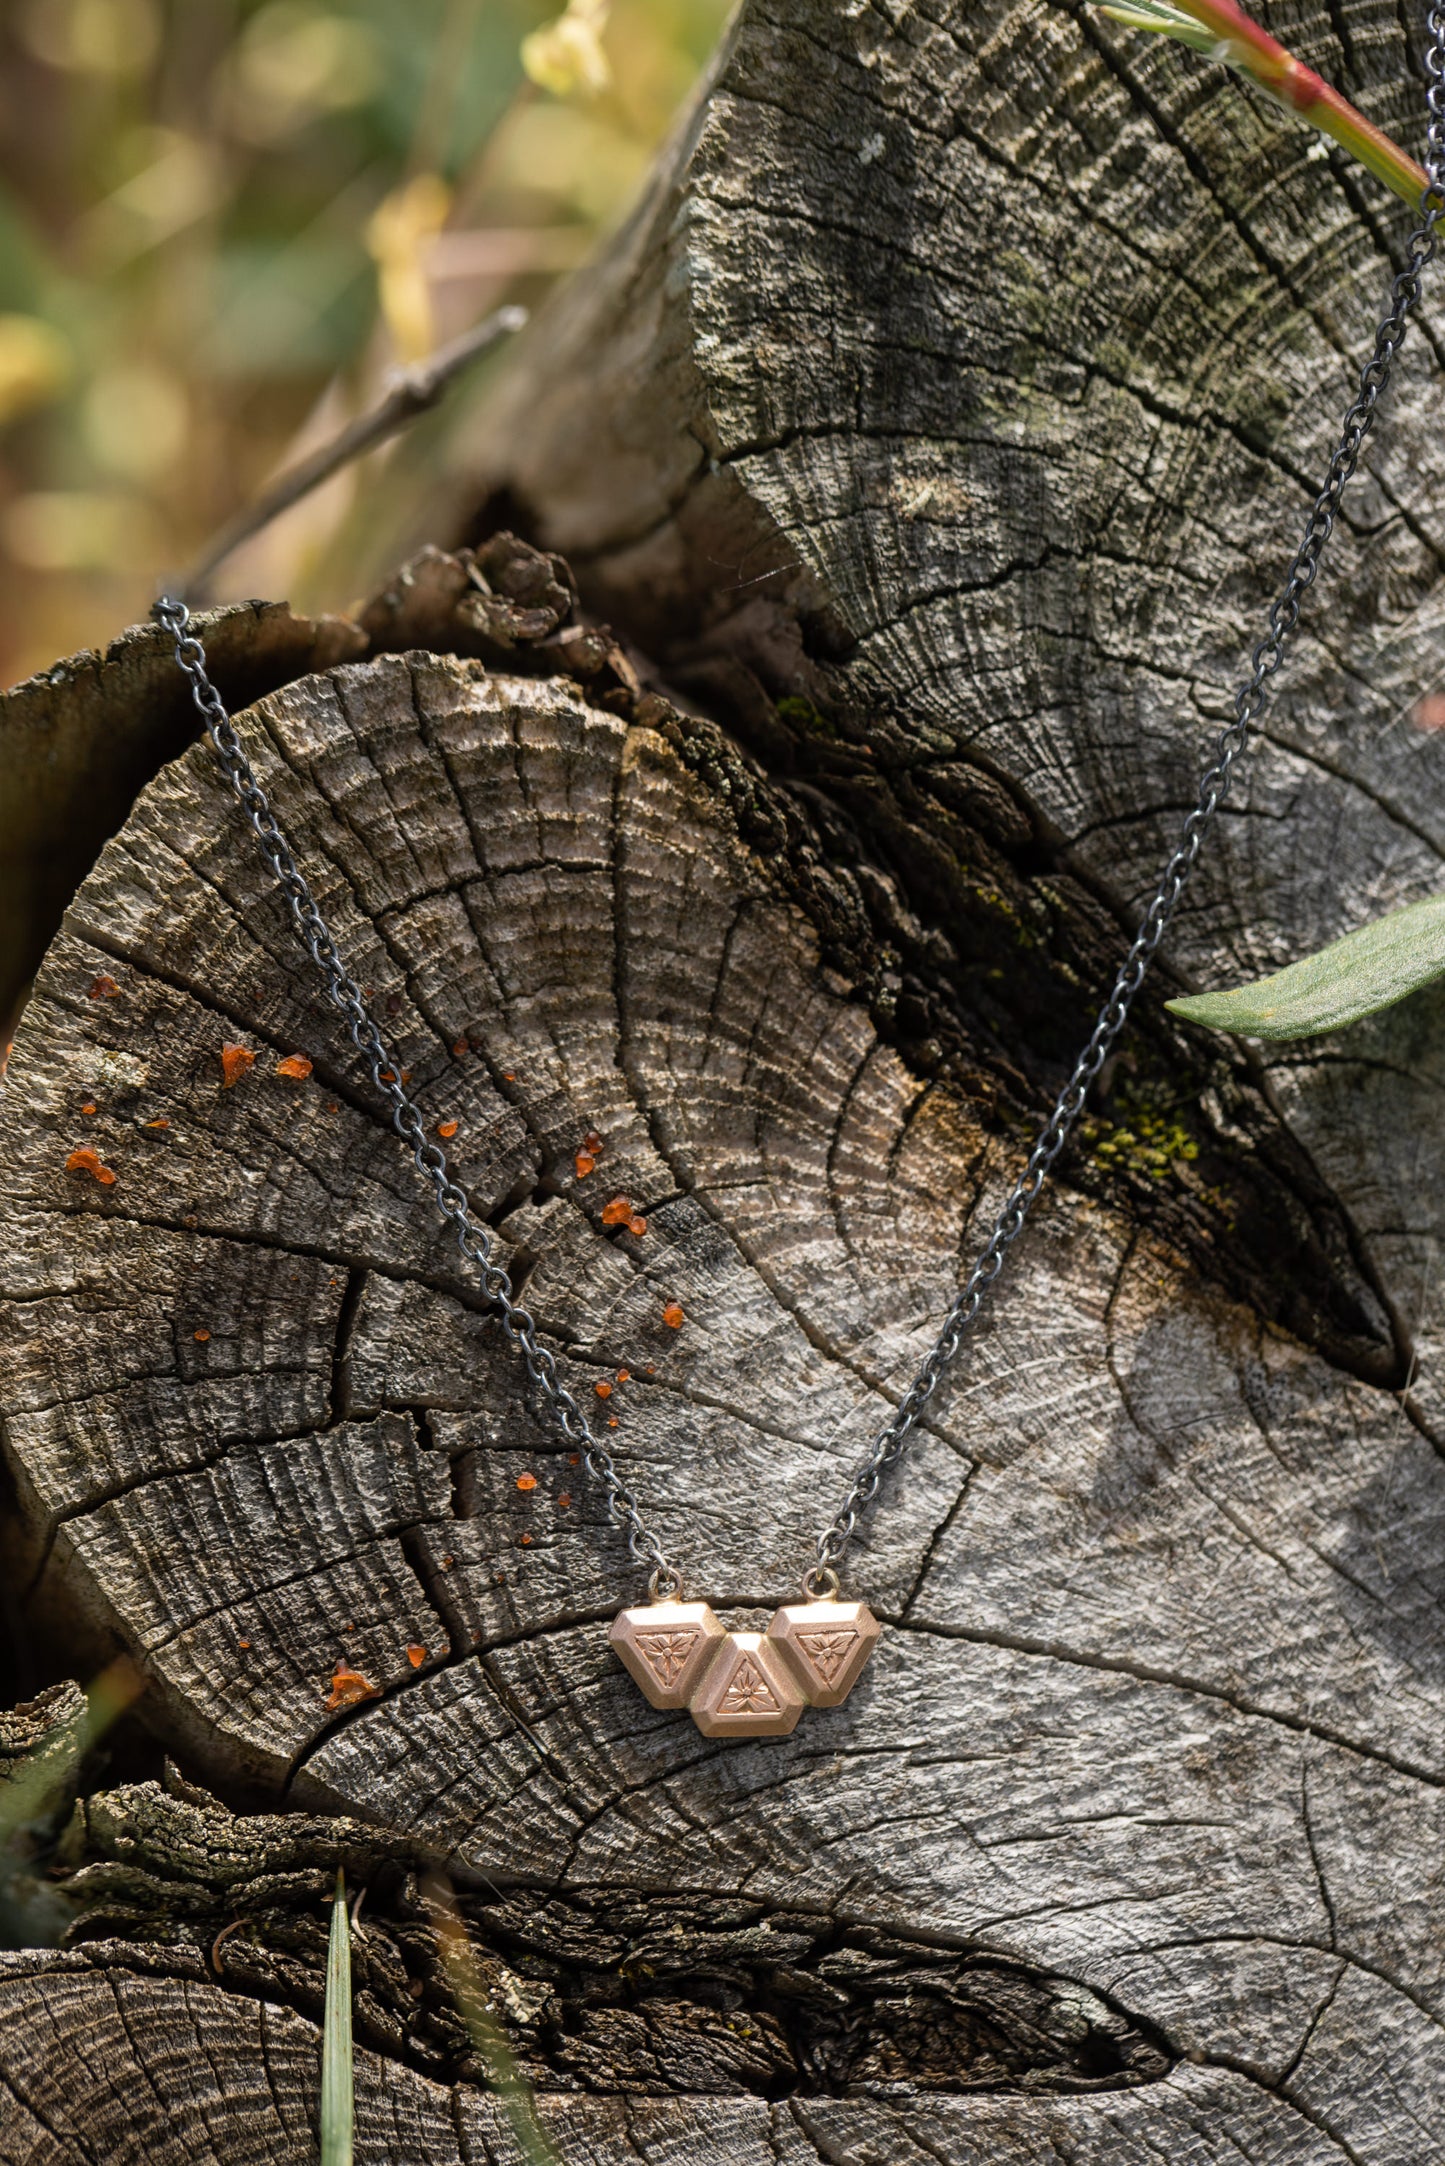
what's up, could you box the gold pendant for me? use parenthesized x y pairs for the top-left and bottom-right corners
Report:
(607, 1599), (727, 1707)
(609, 1587), (880, 1736)
(689, 1630), (805, 1737)
(766, 1597), (881, 1707)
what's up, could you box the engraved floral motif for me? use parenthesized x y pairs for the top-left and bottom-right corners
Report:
(764, 1598), (880, 1708)
(719, 1655), (780, 1714)
(796, 1626), (858, 1685)
(635, 1628), (698, 1688)
(609, 1600), (726, 1709)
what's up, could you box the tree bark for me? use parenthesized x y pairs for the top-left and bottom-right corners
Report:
(3, 0), (1445, 2156)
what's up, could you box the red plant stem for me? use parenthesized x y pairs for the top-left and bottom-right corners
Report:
(1169, 0), (1431, 206)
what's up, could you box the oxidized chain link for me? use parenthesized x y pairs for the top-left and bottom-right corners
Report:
(806, 3), (1445, 1590)
(159, 6), (1444, 1604)
(151, 600), (681, 1593)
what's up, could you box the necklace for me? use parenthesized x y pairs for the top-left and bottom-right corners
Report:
(155, 17), (1444, 1738)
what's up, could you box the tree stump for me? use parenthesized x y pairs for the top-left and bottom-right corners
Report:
(3, 0), (1445, 2156)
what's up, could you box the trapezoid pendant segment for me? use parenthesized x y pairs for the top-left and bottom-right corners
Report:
(766, 1598), (881, 1708)
(608, 1600), (726, 1709)
(689, 1630), (804, 1738)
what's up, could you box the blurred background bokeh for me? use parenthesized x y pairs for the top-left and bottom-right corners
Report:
(0, 0), (731, 688)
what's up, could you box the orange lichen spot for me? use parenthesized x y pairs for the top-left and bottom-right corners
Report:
(568, 1452), (580, 1467)
(575, 1131), (605, 1177)
(453, 1037), (469, 1056)
(144, 1117), (170, 1129)
(66, 1146), (116, 1186)
(646, 1365), (656, 1376)
(400, 1070), (413, 1085)
(379, 1068), (396, 1084)
(88, 973), (119, 999)
(627, 1215), (648, 1238)
(325, 1102), (339, 1114)
(557, 1493), (572, 1510)
(662, 1301), (685, 1329)
(324, 1662), (379, 1711)
(520, 1533), (533, 1546)
(601, 1193), (633, 1227)
(437, 1119), (459, 1139)
(276, 1054), (313, 1080)
(516, 1471), (538, 1492)
(405, 1642), (427, 1668)
(441, 1555), (455, 1570)
(495, 1569), (508, 1584)
(502, 1072), (516, 1082)
(194, 1329), (211, 1344)
(80, 1101), (97, 1116)
(594, 1379), (612, 1400)
(616, 1369), (630, 1383)
(237, 1638), (251, 1651)
(219, 1043), (255, 1088)
(607, 1416), (619, 1429)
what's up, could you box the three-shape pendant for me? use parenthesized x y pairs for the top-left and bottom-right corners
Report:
(609, 1591), (881, 1736)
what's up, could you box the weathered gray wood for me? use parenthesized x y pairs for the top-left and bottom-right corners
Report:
(456, 0), (1445, 1380)
(461, 0), (1445, 1049)
(0, 604), (365, 1040)
(44, 1772), (1171, 2100)
(0, 1947), (1346, 2166)
(2, 0), (1445, 2152)
(4, 624), (1445, 2154)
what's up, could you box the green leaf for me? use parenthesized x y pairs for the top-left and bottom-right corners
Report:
(1166, 892), (1445, 1040)
(321, 1869), (354, 2166)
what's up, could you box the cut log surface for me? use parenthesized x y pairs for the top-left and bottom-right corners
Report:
(465, 0), (1445, 1395)
(0, 604), (365, 1038)
(3, 0), (1445, 2155)
(2, 628), (1444, 2156)
(0, 1945), (1341, 2165)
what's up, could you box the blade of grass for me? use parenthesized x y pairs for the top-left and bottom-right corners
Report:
(423, 1873), (564, 2166)
(1098, 0), (1219, 53)
(321, 1868), (354, 2166)
(1167, 889), (1445, 1038)
(1098, 0), (1432, 214)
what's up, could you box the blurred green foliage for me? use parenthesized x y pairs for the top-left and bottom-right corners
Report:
(0, 0), (730, 684)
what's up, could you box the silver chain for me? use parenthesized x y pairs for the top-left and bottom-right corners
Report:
(158, 10), (1444, 1604)
(151, 607), (679, 1592)
(808, 8), (1445, 1589)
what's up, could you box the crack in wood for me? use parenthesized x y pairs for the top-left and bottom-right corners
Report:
(883, 1613), (1445, 1793)
(57, 1782), (1179, 2102)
